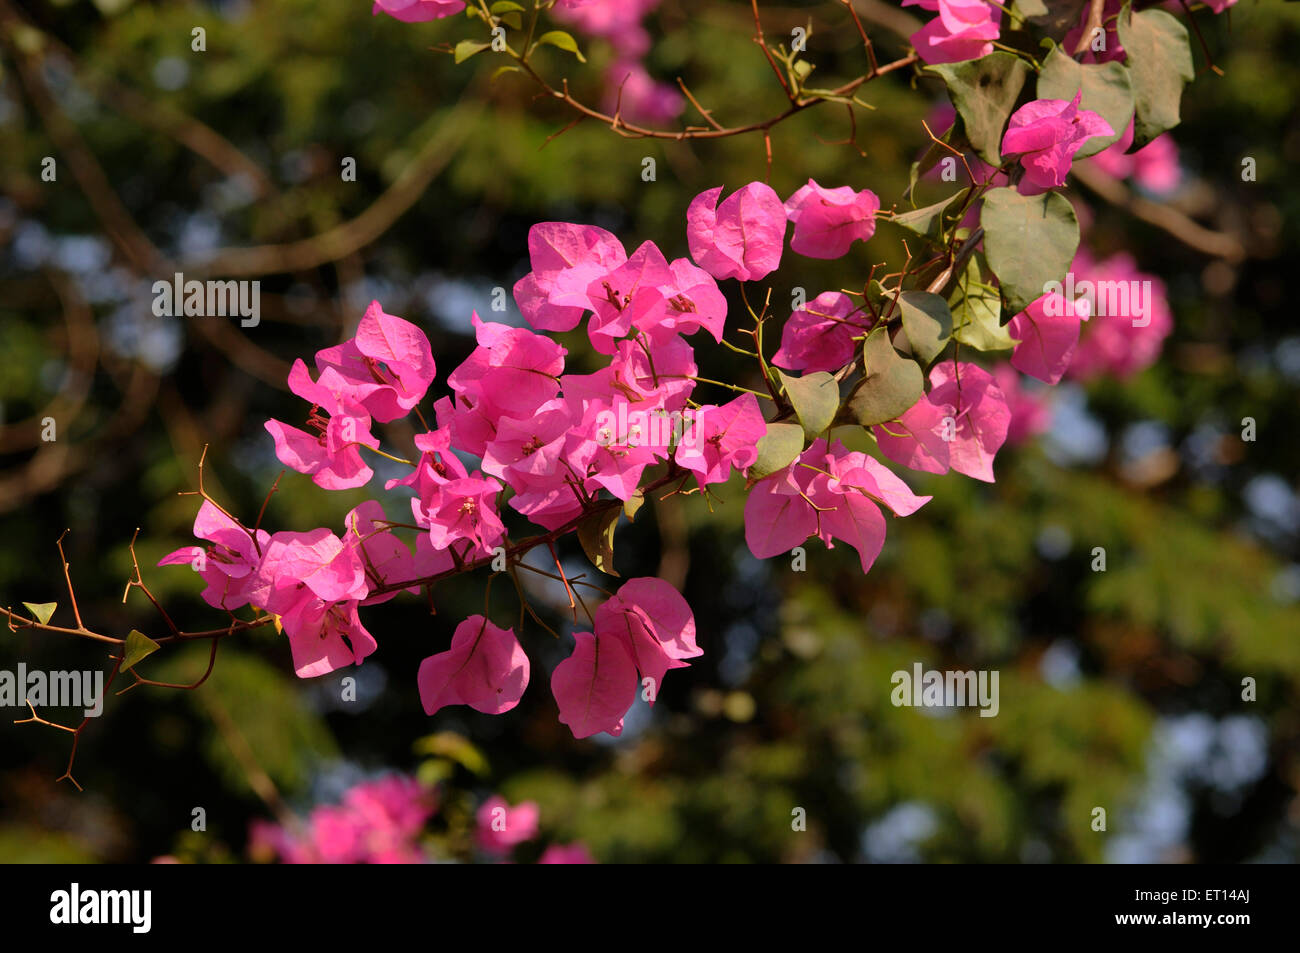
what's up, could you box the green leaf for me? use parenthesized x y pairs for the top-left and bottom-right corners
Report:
(534, 30), (586, 63)
(1036, 46), (1134, 157)
(847, 332), (925, 426)
(122, 629), (160, 671)
(490, 64), (522, 82)
(1012, 0), (1049, 17)
(980, 186), (1079, 315)
(889, 192), (962, 242)
(577, 507), (620, 577)
(454, 40), (492, 64)
(896, 291), (954, 365)
(1116, 4), (1194, 148)
(414, 731), (490, 776)
(777, 370), (839, 440)
(489, 0), (526, 12)
(950, 255), (1015, 351)
(927, 52), (1031, 166)
(623, 489), (646, 523)
(750, 421), (806, 479)
(22, 602), (56, 625)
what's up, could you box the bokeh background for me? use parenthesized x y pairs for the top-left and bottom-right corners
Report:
(1, 0), (1297, 863)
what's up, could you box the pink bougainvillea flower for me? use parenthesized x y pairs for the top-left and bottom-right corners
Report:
(509, 481), (587, 532)
(745, 440), (929, 573)
(278, 596), (377, 679)
(445, 313), (567, 440)
(783, 179), (881, 259)
(553, 0), (659, 42)
(1006, 291), (1085, 385)
(633, 257), (728, 347)
(593, 576), (701, 698)
(251, 527), (370, 610)
(742, 460), (823, 561)
(608, 334), (697, 411)
(674, 392), (766, 489)
(874, 397), (953, 476)
(566, 397), (661, 501)
(418, 468), (505, 555)
(513, 222), (627, 332)
(584, 240), (676, 353)
(352, 300), (437, 410)
(604, 61), (685, 124)
(1001, 91), (1115, 192)
(157, 500), (269, 611)
(552, 630), (640, 738)
(1087, 120), (1181, 195)
(417, 615), (529, 716)
(481, 398), (577, 494)
(1066, 249), (1173, 380)
(925, 361), (1012, 482)
(686, 182), (787, 282)
(476, 796), (540, 853)
(265, 400), (379, 491)
(343, 500), (428, 605)
(772, 291), (871, 374)
(291, 302), (436, 423)
(903, 0), (1001, 65)
(993, 364), (1052, 445)
(538, 843), (596, 864)
(251, 774), (434, 864)
(824, 449), (933, 518)
(372, 0), (465, 23)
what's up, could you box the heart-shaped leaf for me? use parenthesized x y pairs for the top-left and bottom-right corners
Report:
(1117, 4), (1194, 148)
(122, 629), (160, 671)
(927, 53), (1031, 166)
(896, 291), (954, 365)
(577, 507), (620, 577)
(889, 192), (963, 243)
(778, 370), (839, 440)
(981, 186), (1079, 315)
(749, 421), (806, 479)
(950, 255), (1014, 351)
(22, 602), (56, 625)
(622, 489), (646, 523)
(848, 331), (925, 426)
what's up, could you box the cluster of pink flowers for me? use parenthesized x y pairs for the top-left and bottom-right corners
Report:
(474, 794), (595, 862)
(997, 244), (1174, 393)
(1066, 249), (1175, 381)
(552, 0), (683, 124)
(1001, 90), (1116, 194)
(159, 74), (1169, 737)
(904, 0), (1002, 65)
(250, 774), (436, 863)
(372, 0), (465, 24)
(1086, 121), (1182, 195)
(249, 781), (592, 864)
